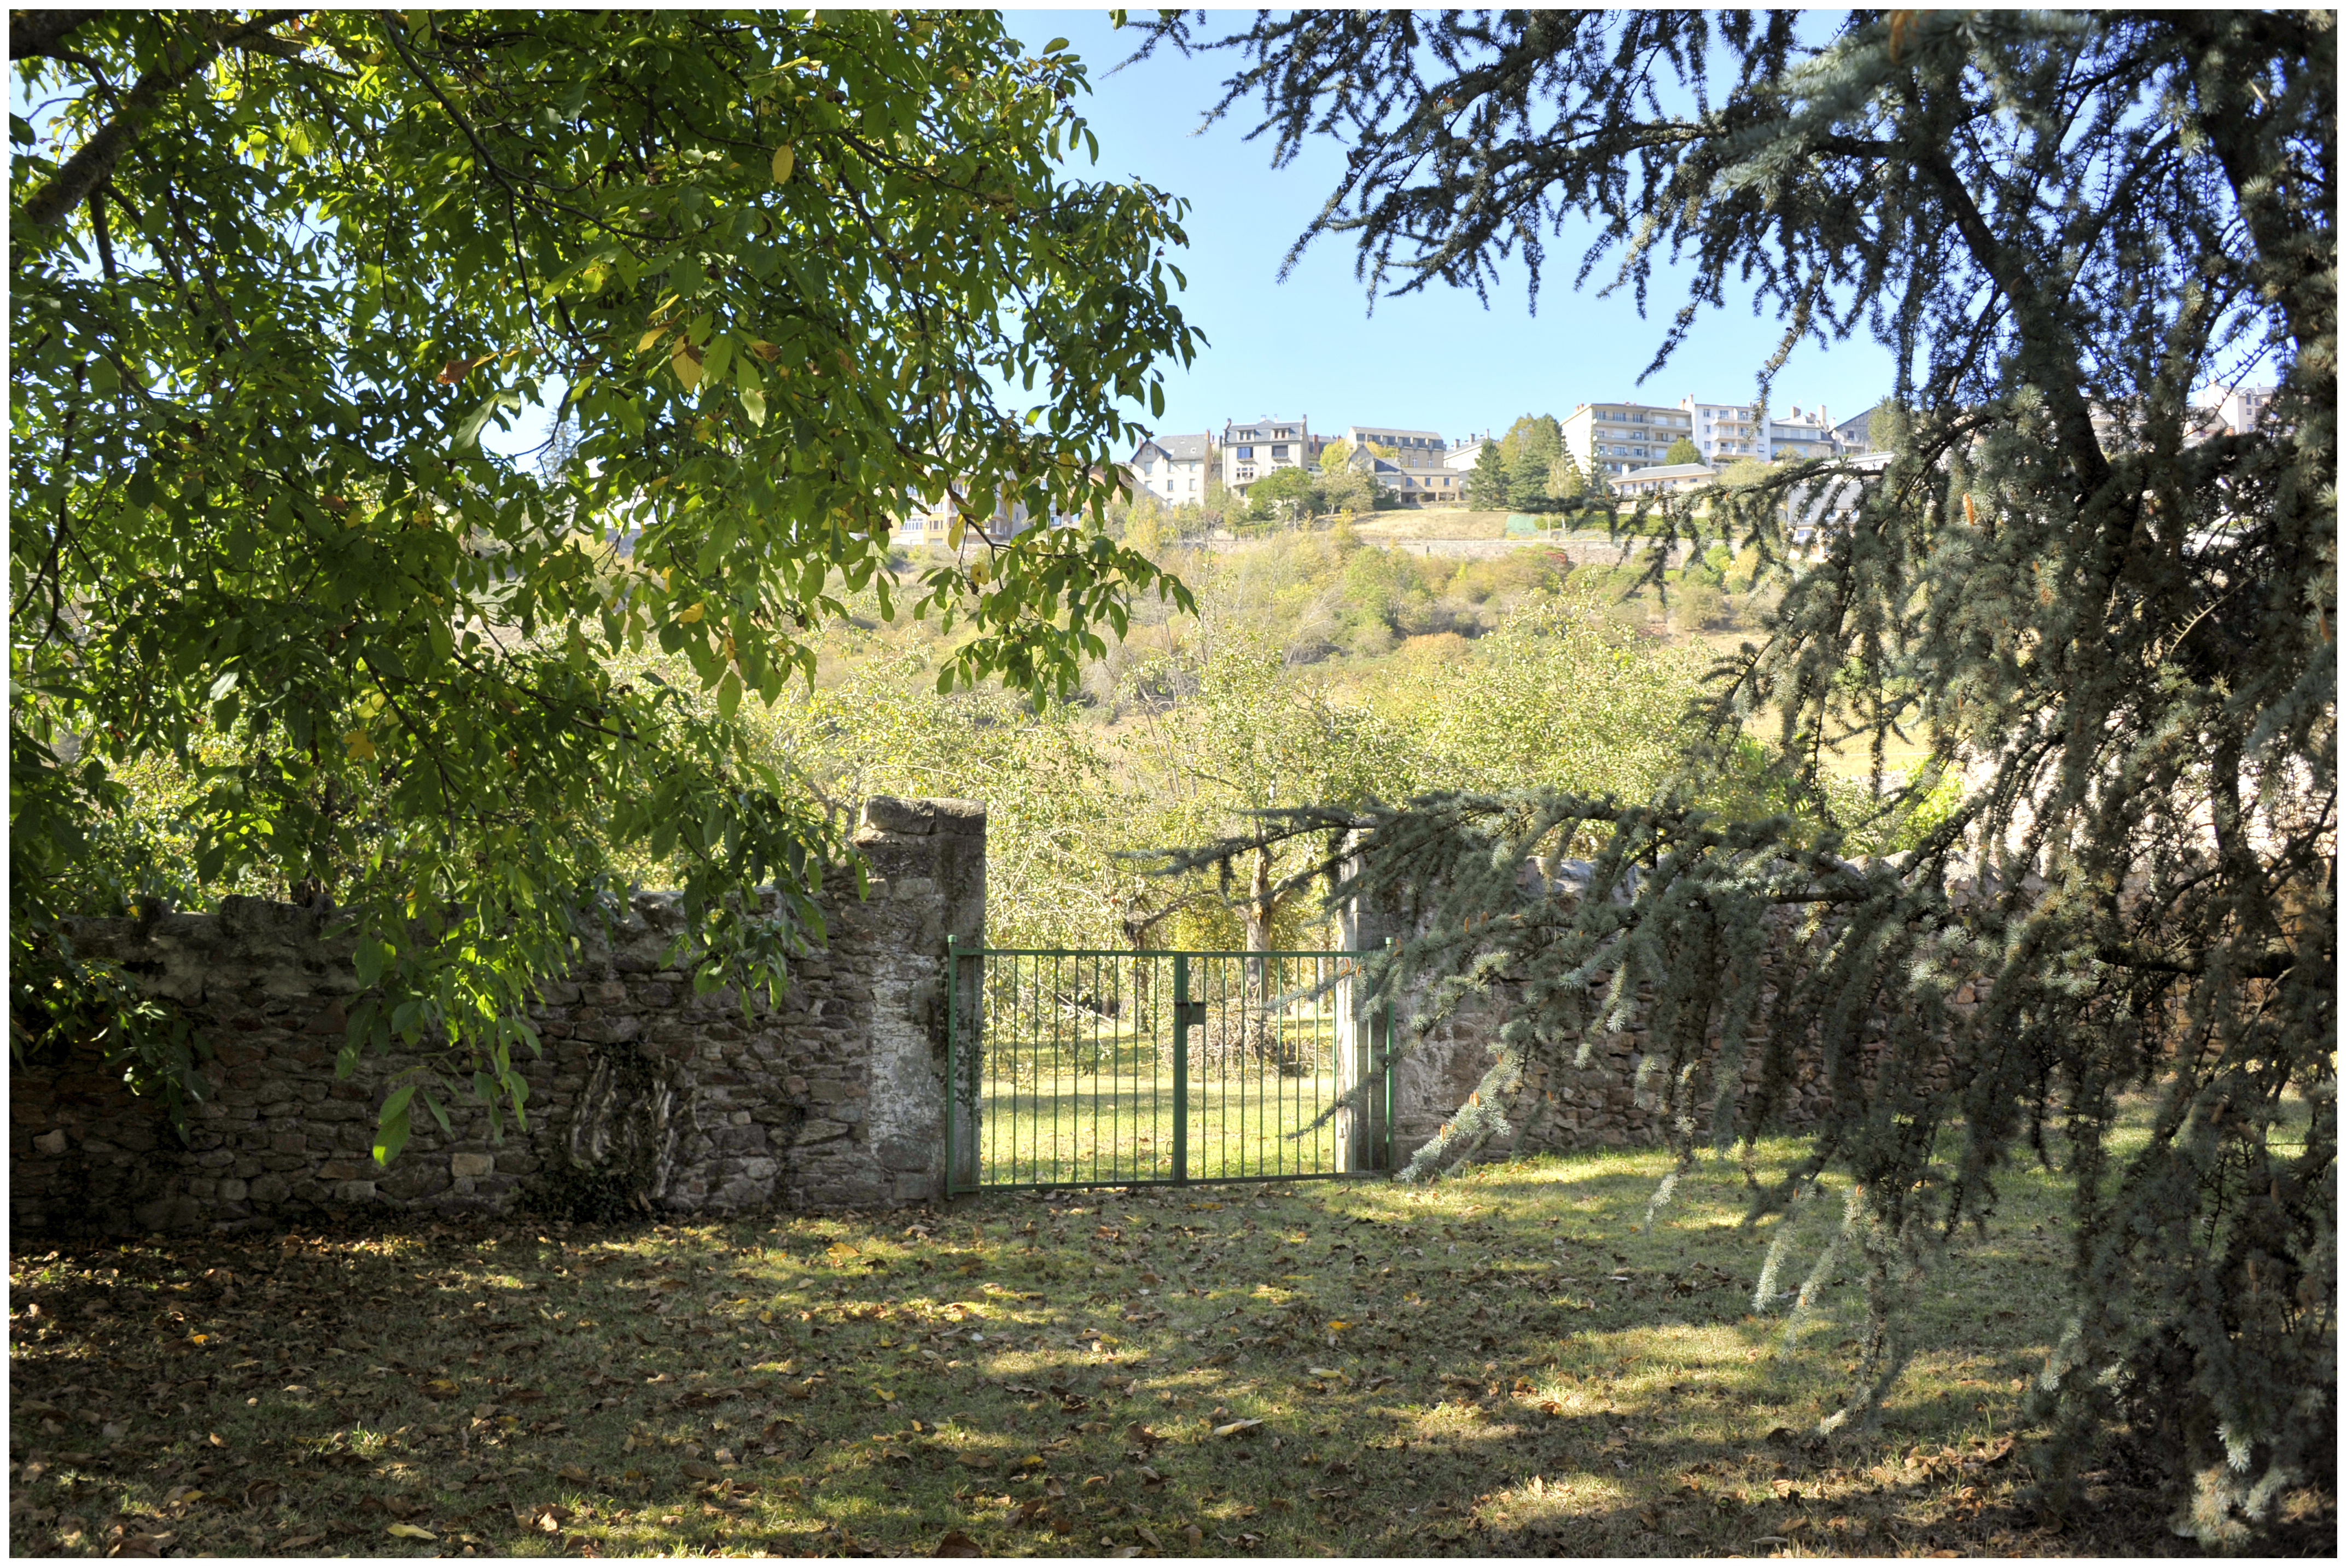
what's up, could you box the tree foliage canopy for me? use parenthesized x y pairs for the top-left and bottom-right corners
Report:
(1131, 8), (2334, 1540)
(10, 10), (1198, 1160)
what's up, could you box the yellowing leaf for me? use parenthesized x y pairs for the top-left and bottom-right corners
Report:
(679, 603), (705, 624)
(1212, 1417), (1264, 1438)
(343, 730), (377, 761)
(672, 343), (703, 389)
(638, 325), (667, 354)
(772, 144), (796, 183)
(385, 1522), (436, 1540)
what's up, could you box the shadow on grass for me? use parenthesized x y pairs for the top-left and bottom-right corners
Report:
(7, 1128), (2335, 1558)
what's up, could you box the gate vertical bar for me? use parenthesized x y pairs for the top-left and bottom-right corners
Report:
(1172, 953), (1191, 1186)
(945, 934), (958, 1196)
(1370, 986), (1389, 1169)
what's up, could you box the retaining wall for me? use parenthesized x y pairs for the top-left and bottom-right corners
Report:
(9, 797), (981, 1235)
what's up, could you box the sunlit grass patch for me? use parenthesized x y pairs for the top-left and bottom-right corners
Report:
(7, 1102), (2331, 1557)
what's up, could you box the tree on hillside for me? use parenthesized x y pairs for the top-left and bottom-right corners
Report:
(1318, 459), (1378, 518)
(1464, 441), (1509, 508)
(1662, 436), (1703, 466)
(1118, 639), (1395, 954)
(11, 11), (1199, 1163)
(1493, 412), (1564, 509)
(1244, 463), (1319, 523)
(1864, 397), (1903, 454)
(1544, 448), (1588, 504)
(1128, 9), (2333, 1540)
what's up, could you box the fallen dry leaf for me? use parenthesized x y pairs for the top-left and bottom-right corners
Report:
(386, 1521), (437, 1540)
(934, 1528), (983, 1557)
(1212, 1418), (1264, 1438)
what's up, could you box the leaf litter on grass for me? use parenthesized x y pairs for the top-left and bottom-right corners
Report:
(10, 1123), (2331, 1557)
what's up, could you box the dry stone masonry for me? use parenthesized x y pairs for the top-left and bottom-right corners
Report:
(1343, 876), (1955, 1166)
(13, 797), (1955, 1234)
(10, 797), (982, 1237)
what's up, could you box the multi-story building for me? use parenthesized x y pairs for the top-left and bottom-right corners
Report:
(1442, 434), (1493, 472)
(1788, 449), (1895, 555)
(1338, 449), (1467, 506)
(895, 484), (1055, 549)
(1342, 424), (1446, 462)
(1561, 401), (1697, 479)
(1766, 403), (1838, 461)
(1834, 404), (1886, 453)
(2193, 383), (2278, 435)
(1340, 424), (1467, 504)
(1127, 433), (1213, 504)
(1220, 415), (1312, 497)
(1676, 398), (1767, 466)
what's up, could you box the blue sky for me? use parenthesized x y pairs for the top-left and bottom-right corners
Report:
(1000, 9), (1897, 447)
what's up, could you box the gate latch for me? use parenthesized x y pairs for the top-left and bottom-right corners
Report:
(1175, 1001), (1208, 1027)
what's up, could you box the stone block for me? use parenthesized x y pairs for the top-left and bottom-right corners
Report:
(133, 1193), (203, 1232)
(32, 1128), (66, 1155)
(218, 1178), (249, 1203)
(861, 796), (936, 835)
(450, 1151), (494, 1179)
(334, 1179), (377, 1203)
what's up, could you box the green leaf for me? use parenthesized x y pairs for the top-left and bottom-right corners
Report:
(372, 1087), (414, 1167)
(354, 935), (391, 988)
(717, 667), (743, 719)
(450, 393), (504, 453)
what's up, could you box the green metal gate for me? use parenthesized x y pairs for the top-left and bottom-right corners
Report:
(945, 940), (1395, 1193)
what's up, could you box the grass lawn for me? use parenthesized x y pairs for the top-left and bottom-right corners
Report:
(10, 1122), (2332, 1558)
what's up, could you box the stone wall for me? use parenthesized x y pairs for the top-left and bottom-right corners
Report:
(9, 797), (982, 1236)
(1342, 879), (1944, 1166)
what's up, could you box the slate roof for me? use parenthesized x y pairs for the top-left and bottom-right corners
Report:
(1132, 432), (1212, 463)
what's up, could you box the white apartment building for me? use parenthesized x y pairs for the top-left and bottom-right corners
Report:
(1561, 401), (1696, 478)
(1127, 433), (1212, 503)
(1677, 398), (1767, 465)
(1221, 415), (1312, 497)
(1443, 434), (1493, 471)
(2193, 382), (2278, 435)
(1767, 403), (1838, 461)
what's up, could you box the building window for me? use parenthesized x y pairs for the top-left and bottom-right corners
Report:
(1234, 446), (1253, 460)
(1271, 445), (1289, 459)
